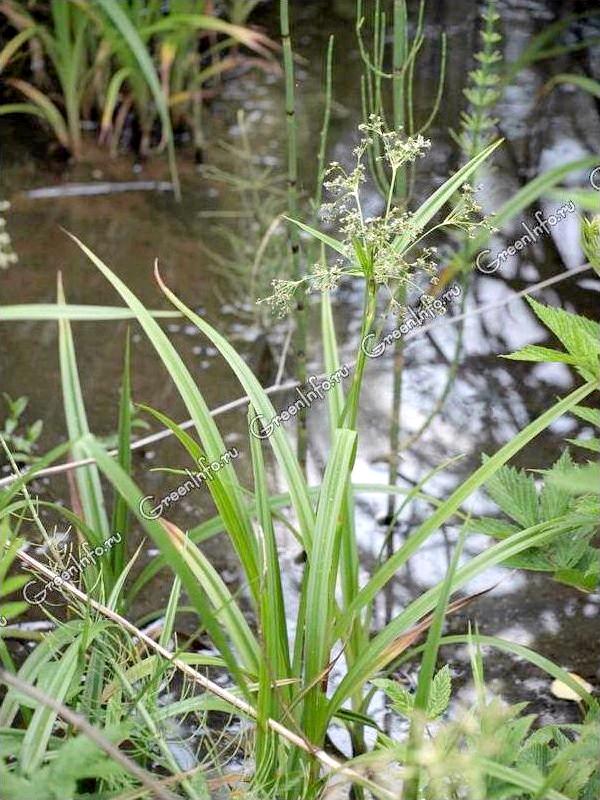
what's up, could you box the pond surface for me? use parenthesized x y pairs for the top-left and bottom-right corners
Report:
(1, 0), (599, 727)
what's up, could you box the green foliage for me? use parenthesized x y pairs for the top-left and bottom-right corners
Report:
(0, 394), (43, 464)
(455, 0), (503, 157)
(374, 647), (600, 800)
(581, 214), (600, 276)
(0, 520), (28, 630)
(0, 731), (128, 800)
(503, 297), (600, 382)
(1, 7), (599, 796)
(0, 0), (274, 178)
(469, 451), (600, 591)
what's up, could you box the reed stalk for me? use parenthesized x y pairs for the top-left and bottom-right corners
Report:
(280, 0), (307, 474)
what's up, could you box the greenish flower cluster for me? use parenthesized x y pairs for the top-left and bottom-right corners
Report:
(260, 117), (493, 317)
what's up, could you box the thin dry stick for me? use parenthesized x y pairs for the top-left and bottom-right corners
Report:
(113, 767), (248, 800)
(13, 548), (397, 800)
(0, 262), (590, 491)
(0, 668), (178, 800)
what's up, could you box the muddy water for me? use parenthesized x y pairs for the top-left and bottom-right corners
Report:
(1, 0), (599, 724)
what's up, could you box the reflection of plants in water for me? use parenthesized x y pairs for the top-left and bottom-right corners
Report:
(197, 110), (289, 326)
(0, 200), (18, 270)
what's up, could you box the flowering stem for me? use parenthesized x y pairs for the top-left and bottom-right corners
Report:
(385, 166), (398, 219)
(340, 276), (378, 432)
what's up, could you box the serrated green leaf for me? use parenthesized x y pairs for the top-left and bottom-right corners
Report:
(466, 517), (519, 540)
(571, 406), (600, 429)
(539, 452), (574, 520)
(548, 464), (600, 495)
(372, 678), (414, 717)
(484, 462), (539, 528)
(427, 665), (452, 718)
(501, 344), (577, 365)
(524, 297), (600, 379)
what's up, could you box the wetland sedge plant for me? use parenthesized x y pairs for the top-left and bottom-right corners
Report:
(1, 118), (599, 799)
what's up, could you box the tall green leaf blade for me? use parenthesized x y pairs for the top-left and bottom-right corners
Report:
(393, 139), (503, 253)
(0, 305), (179, 321)
(337, 381), (597, 633)
(152, 262), (316, 550)
(65, 233), (260, 594)
(57, 276), (111, 551)
(80, 435), (253, 696)
(19, 640), (80, 774)
(110, 331), (131, 580)
(302, 428), (356, 740)
(332, 510), (598, 714)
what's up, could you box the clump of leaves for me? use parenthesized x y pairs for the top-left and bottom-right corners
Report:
(0, 394), (43, 464)
(372, 642), (600, 800)
(545, 403), (600, 500)
(0, 519), (28, 628)
(465, 296), (600, 591)
(469, 451), (600, 591)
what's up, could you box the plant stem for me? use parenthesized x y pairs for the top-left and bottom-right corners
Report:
(280, 0), (307, 474)
(386, 0), (407, 535)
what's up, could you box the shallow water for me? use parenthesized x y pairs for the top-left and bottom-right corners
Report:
(1, 0), (599, 724)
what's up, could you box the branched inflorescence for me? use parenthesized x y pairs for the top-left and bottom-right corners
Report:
(259, 117), (493, 317)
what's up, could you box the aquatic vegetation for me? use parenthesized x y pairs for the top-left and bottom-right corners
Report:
(1, 2), (599, 798)
(0, 0), (276, 189)
(1, 200), (598, 796)
(0, 394), (42, 464)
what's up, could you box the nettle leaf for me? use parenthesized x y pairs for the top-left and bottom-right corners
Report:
(502, 344), (578, 365)
(548, 463), (600, 495)
(502, 549), (554, 572)
(426, 665), (452, 719)
(539, 451), (575, 520)
(372, 678), (414, 718)
(555, 565), (599, 592)
(524, 297), (600, 378)
(465, 517), (519, 539)
(483, 460), (539, 528)
(571, 405), (600, 428)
